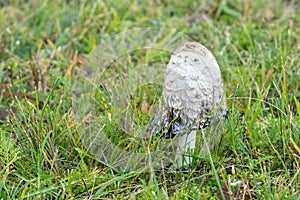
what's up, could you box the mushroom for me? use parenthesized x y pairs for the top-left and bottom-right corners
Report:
(147, 42), (227, 168)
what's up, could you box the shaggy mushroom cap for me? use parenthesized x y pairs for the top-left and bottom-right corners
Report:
(148, 42), (226, 138)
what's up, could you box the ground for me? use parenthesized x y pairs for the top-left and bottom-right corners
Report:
(0, 0), (299, 199)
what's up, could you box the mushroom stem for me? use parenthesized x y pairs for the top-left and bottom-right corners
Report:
(175, 129), (196, 167)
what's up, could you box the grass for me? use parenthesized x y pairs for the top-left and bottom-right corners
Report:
(0, 0), (300, 199)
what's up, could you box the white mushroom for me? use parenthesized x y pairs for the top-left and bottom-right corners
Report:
(147, 42), (227, 168)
